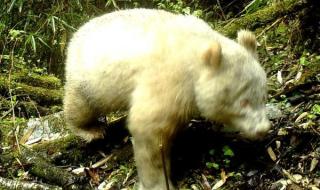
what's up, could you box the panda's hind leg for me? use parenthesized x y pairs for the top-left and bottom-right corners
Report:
(64, 86), (105, 142)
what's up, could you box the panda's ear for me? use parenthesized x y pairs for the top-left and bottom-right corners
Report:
(237, 30), (257, 56)
(203, 41), (221, 69)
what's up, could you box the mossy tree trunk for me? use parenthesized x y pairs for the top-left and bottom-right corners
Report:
(216, 0), (306, 37)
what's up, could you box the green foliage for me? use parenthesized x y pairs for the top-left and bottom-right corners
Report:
(222, 145), (234, 157)
(1, 0), (120, 75)
(1, 0), (201, 76)
(0, 0), (258, 77)
(311, 104), (320, 115)
(299, 53), (311, 66)
(206, 145), (235, 170)
(245, 0), (270, 14)
(155, 0), (204, 17)
(299, 52), (320, 69)
(206, 162), (220, 170)
(209, 149), (215, 156)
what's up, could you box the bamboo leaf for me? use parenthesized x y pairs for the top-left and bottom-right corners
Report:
(7, 0), (17, 13)
(51, 16), (56, 34)
(37, 37), (51, 49)
(31, 35), (37, 53)
(56, 17), (76, 31)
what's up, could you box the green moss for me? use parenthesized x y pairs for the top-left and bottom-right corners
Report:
(0, 76), (63, 106)
(216, 0), (304, 37)
(0, 118), (27, 147)
(13, 70), (62, 89)
(32, 135), (81, 154)
(16, 83), (63, 105)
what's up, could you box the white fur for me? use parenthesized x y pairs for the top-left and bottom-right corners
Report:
(64, 9), (270, 190)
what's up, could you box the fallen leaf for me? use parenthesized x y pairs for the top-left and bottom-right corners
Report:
(191, 184), (201, 190)
(309, 158), (319, 172)
(212, 179), (225, 190)
(278, 128), (288, 136)
(282, 169), (299, 184)
(271, 178), (290, 190)
(98, 180), (118, 190)
(313, 177), (320, 187)
(220, 169), (227, 181)
(123, 136), (129, 143)
(212, 170), (228, 190)
(122, 169), (134, 186)
(72, 167), (86, 175)
(201, 174), (211, 190)
(25, 137), (42, 145)
(295, 71), (302, 82)
(292, 174), (302, 183)
(276, 141), (281, 149)
(310, 185), (320, 190)
(287, 183), (304, 190)
(86, 168), (100, 185)
(267, 146), (277, 161)
(247, 170), (258, 177)
(277, 70), (283, 84)
(295, 112), (308, 123)
(20, 125), (36, 144)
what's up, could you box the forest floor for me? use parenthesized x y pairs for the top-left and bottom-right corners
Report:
(0, 1), (319, 190)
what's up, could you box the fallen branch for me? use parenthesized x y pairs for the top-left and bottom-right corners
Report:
(271, 81), (320, 100)
(217, 0), (306, 37)
(17, 146), (93, 190)
(0, 75), (62, 106)
(0, 176), (62, 190)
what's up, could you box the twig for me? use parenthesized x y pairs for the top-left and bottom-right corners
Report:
(0, 100), (18, 120)
(91, 154), (113, 169)
(257, 17), (283, 38)
(27, 95), (42, 118)
(111, 0), (120, 10)
(15, 157), (24, 170)
(216, 0), (227, 20)
(8, 39), (21, 154)
(225, 0), (239, 9)
(224, 18), (236, 28)
(236, 0), (256, 17)
(271, 81), (319, 99)
(310, 126), (320, 136)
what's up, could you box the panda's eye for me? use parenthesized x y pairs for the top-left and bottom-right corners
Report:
(240, 99), (250, 108)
